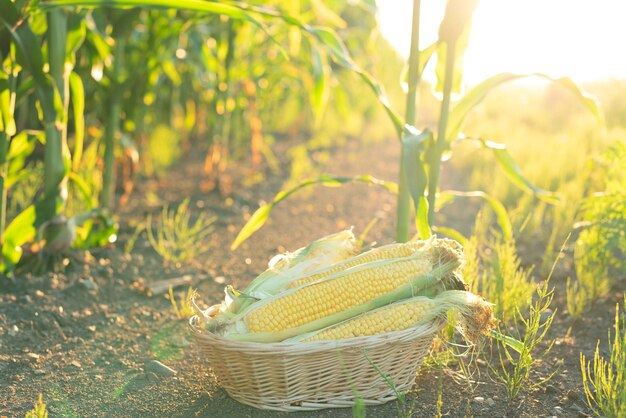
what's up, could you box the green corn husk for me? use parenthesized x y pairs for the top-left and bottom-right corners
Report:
(225, 229), (357, 314)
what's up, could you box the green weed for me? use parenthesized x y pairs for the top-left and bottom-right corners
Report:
(146, 199), (216, 264)
(465, 211), (535, 324)
(123, 222), (145, 255)
(169, 286), (197, 320)
(24, 393), (48, 418)
(435, 365), (443, 418)
(568, 141), (626, 317)
(581, 297), (626, 418)
(566, 277), (592, 320)
(490, 279), (560, 400)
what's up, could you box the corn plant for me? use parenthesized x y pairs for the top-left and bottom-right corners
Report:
(0, 0), (67, 271)
(100, 9), (141, 209)
(146, 199), (216, 264)
(581, 297), (626, 418)
(228, 0), (602, 250)
(0, 0), (119, 273)
(0, 0), (339, 273)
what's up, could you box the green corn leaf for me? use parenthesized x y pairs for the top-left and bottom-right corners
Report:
(231, 175), (398, 250)
(161, 60), (181, 86)
(43, 0), (405, 135)
(0, 78), (16, 136)
(310, 26), (352, 67)
(401, 127), (432, 239)
(68, 172), (94, 209)
(434, 41), (462, 96)
(6, 131), (41, 188)
(6, 169), (33, 189)
(415, 195), (431, 240)
(438, 190), (513, 240)
(16, 76), (34, 98)
(434, 0), (479, 95)
(438, 0), (480, 46)
(310, 47), (329, 125)
(467, 138), (560, 204)
(2, 205), (36, 269)
(308, 26), (403, 134)
(401, 41), (438, 93)
(65, 14), (87, 65)
(73, 209), (117, 248)
(431, 226), (467, 246)
(43, 0), (252, 19)
(7, 131), (36, 161)
(48, 0), (276, 54)
(111, 8), (142, 39)
(69, 71), (84, 172)
(2, 195), (63, 271)
(0, 0), (60, 124)
(447, 72), (604, 144)
(84, 24), (112, 64)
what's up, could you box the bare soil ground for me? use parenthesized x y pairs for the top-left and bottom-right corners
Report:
(0, 137), (621, 417)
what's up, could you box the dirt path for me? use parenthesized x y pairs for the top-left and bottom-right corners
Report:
(0, 137), (618, 417)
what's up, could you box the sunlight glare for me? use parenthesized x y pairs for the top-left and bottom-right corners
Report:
(378, 0), (626, 85)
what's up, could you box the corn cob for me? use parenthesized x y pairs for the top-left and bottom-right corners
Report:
(303, 296), (437, 341)
(227, 229), (357, 313)
(246, 255), (431, 333)
(219, 238), (466, 342)
(298, 290), (494, 342)
(286, 241), (429, 289)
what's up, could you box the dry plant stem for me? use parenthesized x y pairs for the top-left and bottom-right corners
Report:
(396, 0), (421, 242)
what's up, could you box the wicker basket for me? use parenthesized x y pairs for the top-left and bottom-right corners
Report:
(189, 305), (443, 412)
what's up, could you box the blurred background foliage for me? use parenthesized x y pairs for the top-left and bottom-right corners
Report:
(0, 0), (406, 273)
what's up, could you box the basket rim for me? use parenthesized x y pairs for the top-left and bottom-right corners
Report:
(188, 305), (445, 354)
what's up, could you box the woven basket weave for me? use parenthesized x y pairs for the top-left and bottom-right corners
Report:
(189, 305), (443, 412)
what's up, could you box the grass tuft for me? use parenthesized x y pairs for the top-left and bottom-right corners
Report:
(465, 211), (535, 324)
(490, 278), (560, 400)
(581, 297), (626, 418)
(147, 199), (216, 263)
(169, 286), (198, 320)
(567, 141), (626, 318)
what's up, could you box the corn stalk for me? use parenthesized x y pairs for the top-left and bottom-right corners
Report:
(43, 10), (70, 220)
(395, 0), (422, 242)
(101, 37), (125, 209)
(0, 60), (16, 244)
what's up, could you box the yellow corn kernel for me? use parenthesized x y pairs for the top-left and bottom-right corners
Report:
(304, 298), (437, 341)
(287, 241), (427, 289)
(245, 255), (432, 333)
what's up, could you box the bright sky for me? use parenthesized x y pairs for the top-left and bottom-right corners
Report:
(378, 0), (626, 86)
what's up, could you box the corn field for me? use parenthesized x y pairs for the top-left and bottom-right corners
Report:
(1, 0), (626, 416)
